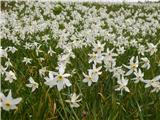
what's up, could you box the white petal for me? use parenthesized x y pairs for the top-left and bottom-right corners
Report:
(92, 75), (98, 82)
(57, 81), (64, 91)
(71, 103), (80, 108)
(63, 73), (71, 77)
(88, 81), (92, 86)
(59, 65), (65, 74)
(7, 90), (12, 100)
(12, 98), (22, 105)
(124, 87), (130, 92)
(26, 84), (32, 88)
(125, 70), (133, 76)
(64, 79), (72, 87)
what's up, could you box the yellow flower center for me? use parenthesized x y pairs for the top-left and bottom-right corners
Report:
(92, 54), (96, 58)
(5, 100), (11, 108)
(131, 64), (137, 69)
(88, 76), (92, 80)
(57, 75), (63, 81)
(97, 47), (101, 50)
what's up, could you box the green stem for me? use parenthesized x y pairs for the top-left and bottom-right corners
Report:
(58, 91), (69, 120)
(70, 106), (80, 120)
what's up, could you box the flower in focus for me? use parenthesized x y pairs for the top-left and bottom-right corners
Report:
(1, 90), (22, 111)
(54, 65), (71, 91)
(65, 93), (82, 108)
(26, 77), (39, 92)
(45, 65), (71, 91)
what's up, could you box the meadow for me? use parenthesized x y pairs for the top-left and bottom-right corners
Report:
(1, 1), (160, 120)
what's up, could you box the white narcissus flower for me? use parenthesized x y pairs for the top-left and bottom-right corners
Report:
(26, 77), (39, 92)
(111, 66), (125, 80)
(103, 48), (117, 71)
(146, 43), (157, 56)
(115, 76), (130, 94)
(116, 46), (125, 55)
(88, 52), (103, 64)
(130, 39), (138, 47)
(44, 65), (71, 91)
(39, 67), (47, 77)
(104, 48), (118, 59)
(54, 65), (71, 91)
(5, 58), (13, 68)
(24, 42), (32, 50)
(22, 57), (32, 65)
(7, 46), (17, 53)
(0, 47), (7, 58)
(92, 41), (105, 53)
(124, 56), (139, 76)
(1, 90), (22, 111)
(65, 93), (82, 108)
(88, 64), (102, 76)
(133, 69), (144, 83)
(35, 45), (43, 56)
(141, 57), (150, 70)
(5, 71), (16, 83)
(83, 70), (99, 86)
(137, 44), (145, 56)
(104, 57), (116, 72)
(143, 75), (160, 93)
(150, 82), (160, 93)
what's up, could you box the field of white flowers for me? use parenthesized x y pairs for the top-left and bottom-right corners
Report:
(0, 1), (160, 120)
